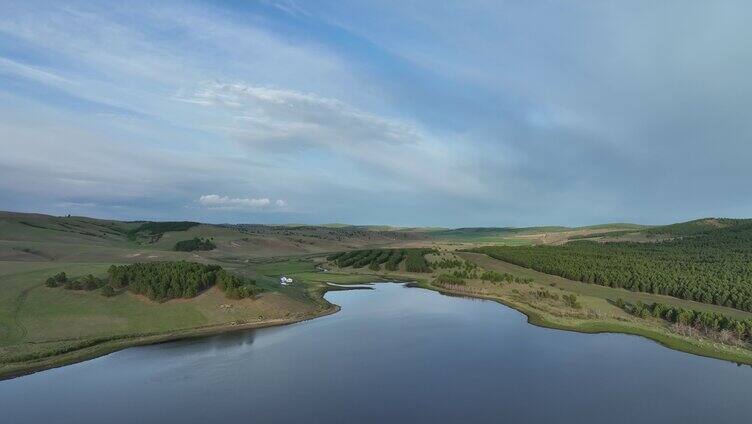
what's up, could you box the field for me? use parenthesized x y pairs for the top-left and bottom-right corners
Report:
(422, 224), (646, 246)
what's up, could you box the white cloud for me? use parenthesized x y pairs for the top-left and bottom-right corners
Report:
(0, 57), (72, 86)
(198, 194), (286, 210)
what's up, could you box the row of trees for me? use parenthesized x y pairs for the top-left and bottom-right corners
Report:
(471, 222), (752, 312)
(434, 273), (467, 286)
(384, 250), (406, 271)
(404, 249), (432, 272)
(620, 300), (752, 342)
(45, 272), (106, 291)
(432, 258), (476, 270)
(479, 270), (533, 284)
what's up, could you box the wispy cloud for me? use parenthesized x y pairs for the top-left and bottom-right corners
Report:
(0, 57), (72, 85)
(178, 81), (484, 197)
(178, 81), (422, 147)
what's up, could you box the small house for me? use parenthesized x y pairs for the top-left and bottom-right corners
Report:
(280, 276), (293, 285)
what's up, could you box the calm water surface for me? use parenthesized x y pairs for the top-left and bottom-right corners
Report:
(2, 283), (752, 423)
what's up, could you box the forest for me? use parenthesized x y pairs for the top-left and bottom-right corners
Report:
(470, 222), (752, 312)
(327, 248), (435, 272)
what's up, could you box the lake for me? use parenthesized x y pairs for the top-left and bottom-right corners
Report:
(2, 282), (752, 423)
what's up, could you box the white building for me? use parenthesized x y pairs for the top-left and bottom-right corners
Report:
(280, 276), (293, 285)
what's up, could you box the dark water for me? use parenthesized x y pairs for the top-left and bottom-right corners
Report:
(3, 283), (752, 424)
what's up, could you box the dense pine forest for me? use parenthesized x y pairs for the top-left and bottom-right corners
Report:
(470, 221), (752, 312)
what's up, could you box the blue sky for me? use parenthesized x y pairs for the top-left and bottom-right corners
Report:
(1, 1), (751, 227)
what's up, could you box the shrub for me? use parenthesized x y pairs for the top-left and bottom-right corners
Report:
(81, 274), (104, 291)
(562, 293), (582, 309)
(434, 273), (466, 286)
(101, 285), (116, 297)
(45, 272), (67, 287)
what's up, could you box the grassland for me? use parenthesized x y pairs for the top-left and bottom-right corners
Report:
(4, 211), (752, 378)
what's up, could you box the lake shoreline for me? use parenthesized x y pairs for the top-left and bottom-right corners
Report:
(349, 258), (752, 367)
(412, 280), (752, 366)
(0, 303), (341, 381)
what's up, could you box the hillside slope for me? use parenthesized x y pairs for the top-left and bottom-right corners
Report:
(470, 218), (752, 312)
(0, 211), (426, 262)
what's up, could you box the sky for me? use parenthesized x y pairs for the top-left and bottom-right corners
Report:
(1, 1), (751, 227)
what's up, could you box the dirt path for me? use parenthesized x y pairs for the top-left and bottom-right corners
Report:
(4, 285), (33, 345)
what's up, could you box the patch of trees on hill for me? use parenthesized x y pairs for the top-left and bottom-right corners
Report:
(327, 248), (435, 272)
(45, 262), (260, 302)
(107, 262), (259, 301)
(126, 221), (200, 243)
(470, 222), (752, 312)
(133, 221), (200, 234)
(174, 237), (216, 252)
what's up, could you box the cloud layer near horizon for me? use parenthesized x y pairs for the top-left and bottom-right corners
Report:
(1, 1), (751, 226)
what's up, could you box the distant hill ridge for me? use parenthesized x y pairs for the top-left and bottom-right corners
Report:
(646, 218), (752, 237)
(3, 210), (751, 242)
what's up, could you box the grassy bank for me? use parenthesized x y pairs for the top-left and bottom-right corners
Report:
(0, 258), (371, 380)
(416, 280), (752, 365)
(418, 258), (752, 365)
(0, 304), (340, 380)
